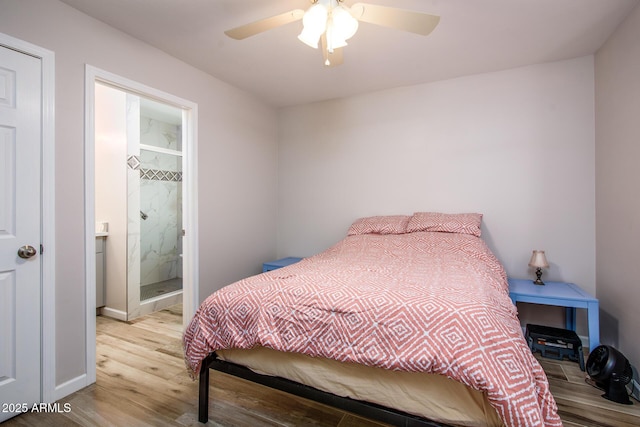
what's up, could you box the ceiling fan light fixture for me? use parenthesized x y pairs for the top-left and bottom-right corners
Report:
(298, 0), (358, 51)
(325, 21), (348, 52)
(297, 3), (328, 48)
(331, 5), (358, 41)
(225, 0), (440, 67)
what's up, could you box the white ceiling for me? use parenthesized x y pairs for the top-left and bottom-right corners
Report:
(60, 0), (639, 107)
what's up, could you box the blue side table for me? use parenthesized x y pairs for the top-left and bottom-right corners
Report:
(508, 278), (600, 352)
(262, 257), (303, 273)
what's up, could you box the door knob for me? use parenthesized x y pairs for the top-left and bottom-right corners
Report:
(18, 245), (37, 259)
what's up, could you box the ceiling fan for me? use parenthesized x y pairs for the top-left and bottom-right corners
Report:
(224, 0), (440, 67)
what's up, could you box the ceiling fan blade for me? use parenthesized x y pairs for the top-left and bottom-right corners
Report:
(321, 34), (343, 67)
(225, 9), (304, 40)
(350, 3), (440, 36)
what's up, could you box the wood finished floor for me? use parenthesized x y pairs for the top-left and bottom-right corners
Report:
(4, 304), (640, 426)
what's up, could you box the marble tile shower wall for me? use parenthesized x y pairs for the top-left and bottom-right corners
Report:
(139, 116), (182, 286)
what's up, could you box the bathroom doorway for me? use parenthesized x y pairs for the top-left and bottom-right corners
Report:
(95, 85), (187, 319)
(92, 79), (197, 322)
(84, 65), (198, 385)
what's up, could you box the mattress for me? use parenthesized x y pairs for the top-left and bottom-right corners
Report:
(218, 346), (504, 427)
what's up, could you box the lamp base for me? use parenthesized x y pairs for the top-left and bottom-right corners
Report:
(533, 268), (545, 286)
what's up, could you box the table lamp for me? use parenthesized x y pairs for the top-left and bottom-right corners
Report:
(528, 250), (549, 285)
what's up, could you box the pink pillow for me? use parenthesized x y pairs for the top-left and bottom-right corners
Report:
(406, 212), (483, 237)
(348, 215), (410, 236)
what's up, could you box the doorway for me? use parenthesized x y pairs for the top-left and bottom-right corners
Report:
(84, 65), (198, 385)
(94, 84), (186, 320)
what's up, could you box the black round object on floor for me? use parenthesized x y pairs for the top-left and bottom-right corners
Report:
(586, 345), (633, 405)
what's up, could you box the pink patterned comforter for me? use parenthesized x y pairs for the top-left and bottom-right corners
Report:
(184, 231), (561, 426)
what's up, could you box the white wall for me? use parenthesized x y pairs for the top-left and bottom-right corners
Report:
(0, 0), (278, 390)
(94, 83), (128, 313)
(278, 56), (596, 332)
(595, 3), (640, 366)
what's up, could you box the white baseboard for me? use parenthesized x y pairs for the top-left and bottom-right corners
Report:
(99, 306), (127, 321)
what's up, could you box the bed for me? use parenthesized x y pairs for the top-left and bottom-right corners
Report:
(183, 212), (561, 426)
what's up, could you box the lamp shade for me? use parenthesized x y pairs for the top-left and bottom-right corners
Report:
(298, 3), (328, 48)
(528, 250), (549, 268)
(331, 5), (358, 41)
(325, 21), (348, 51)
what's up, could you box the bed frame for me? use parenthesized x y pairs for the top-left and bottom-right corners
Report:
(198, 352), (450, 426)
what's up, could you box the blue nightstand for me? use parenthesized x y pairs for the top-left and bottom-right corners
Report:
(262, 257), (303, 273)
(508, 278), (600, 352)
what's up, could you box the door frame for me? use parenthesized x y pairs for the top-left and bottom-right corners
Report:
(0, 33), (56, 403)
(84, 65), (199, 384)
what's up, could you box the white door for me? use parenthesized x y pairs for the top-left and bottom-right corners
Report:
(0, 45), (42, 421)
